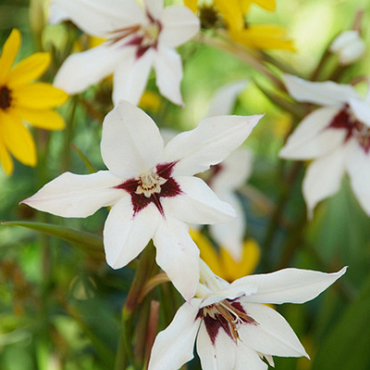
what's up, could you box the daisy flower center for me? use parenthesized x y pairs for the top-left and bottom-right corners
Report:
(115, 162), (182, 216)
(329, 104), (370, 152)
(0, 86), (12, 110)
(198, 299), (257, 344)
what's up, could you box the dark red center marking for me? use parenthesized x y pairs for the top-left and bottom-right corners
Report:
(197, 299), (257, 345)
(115, 161), (182, 216)
(328, 104), (370, 152)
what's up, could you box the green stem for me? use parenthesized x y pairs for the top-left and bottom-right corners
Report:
(114, 243), (156, 370)
(262, 162), (303, 269)
(62, 97), (78, 172)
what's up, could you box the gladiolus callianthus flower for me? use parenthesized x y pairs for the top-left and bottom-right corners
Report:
(22, 101), (262, 300)
(280, 75), (370, 217)
(148, 260), (346, 370)
(50, 0), (200, 106)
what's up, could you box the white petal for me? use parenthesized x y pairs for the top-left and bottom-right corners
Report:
(330, 30), (360, 52)
(163, 176), (236, 225)
(330, 30), (365, 65)
(143, 0), (163, 19)
(345, 140), (370, 215)
(51, 0), (146, 37)
(54, 43), (127, 95)
(283, 74), (360, 106)
(196, 322), (236, 370)
(154, 217), (200, 301)
(103, 197), (160, 269)
(235, 343), (268, 370)
(159, 6), (200, 48)
(113, 48), (154, 106)
(348, 98), (370, 127)
(101, 100), (164, 178)
(238, 302), (308, 358)
(231, 267), (347, 304)
(21, 171), (123, 217)
(163, 115), (262, 176)
(48, 3), (70, 23)
(211, 147), (253, 192)
(209, 192), (245, 260)
(153, 48), (183, 105)
(207, 80), (249, 117)
(337, 40), (366, 65)
(279, 106), (346, 160)
(148, 300), (201, 370)
(303, 148), (346, 217)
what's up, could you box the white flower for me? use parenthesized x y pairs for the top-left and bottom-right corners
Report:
(148, 261), (346, 370)
(329, 30), (366, 65)
(280, 74), (370, 217)
(22, 101), (262, 300)
(205, 80), (253, 260)
(49, 0), (199, 105)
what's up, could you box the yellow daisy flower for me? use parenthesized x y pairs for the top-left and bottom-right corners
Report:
(190, 229), (260, 282)
(0, 29), (68, 175)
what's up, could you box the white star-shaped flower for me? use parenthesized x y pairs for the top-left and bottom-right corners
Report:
(49, 0), (200, 105)
(148, 261), (346, 370)
(22, 101), (262, 300)
(280, 74), (370, 217)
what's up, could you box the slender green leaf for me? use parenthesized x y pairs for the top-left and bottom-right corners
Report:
(311, 272), (370, 370)
(2, 221), (103, 253)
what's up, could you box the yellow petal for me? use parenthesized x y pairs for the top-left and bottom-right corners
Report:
(0, 110), (36, 166)
(184, 0), (198, 12)
(214, 0), (244, 31)
(7, 53), (51, 89)
(12, 106), (66, 130)
(190, 229), (223, 277)
(220, 238), (260, 281)
(12, 82), (69, 109)
(0, 137), (14, 175)
(0, 29), (21, 85)
(241, 0), (276, 13)
(139, 91), (161, 112)
(230, 25), (296, 51)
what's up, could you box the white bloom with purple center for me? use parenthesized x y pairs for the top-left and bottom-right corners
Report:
(49, 0), (200, 105)
(22, 101), (262, 300)
(148, 261), (346, 370)
(280, 74), (370, 217)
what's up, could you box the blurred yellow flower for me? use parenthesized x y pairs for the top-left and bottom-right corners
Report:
(190, 229), (260, 282)
(185, 0), (275, 13)
(185, 0), (294, 51)
(0, 29), (68, 175)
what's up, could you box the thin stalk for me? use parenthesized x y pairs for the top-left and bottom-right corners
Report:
(262, 162), (303, 269)
(114, 243), (156, 370)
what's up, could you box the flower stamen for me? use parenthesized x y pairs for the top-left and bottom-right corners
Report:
(200, 299), (257, 343)
(136, 171), (167, 198)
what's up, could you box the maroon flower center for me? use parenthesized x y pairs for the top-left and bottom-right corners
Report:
(0, 86), (12, 110)
(111, 12), (162, 59)
(115, 161), (182, 216)
(329, 104), (370, 152)
(197, 299), (257, 344)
